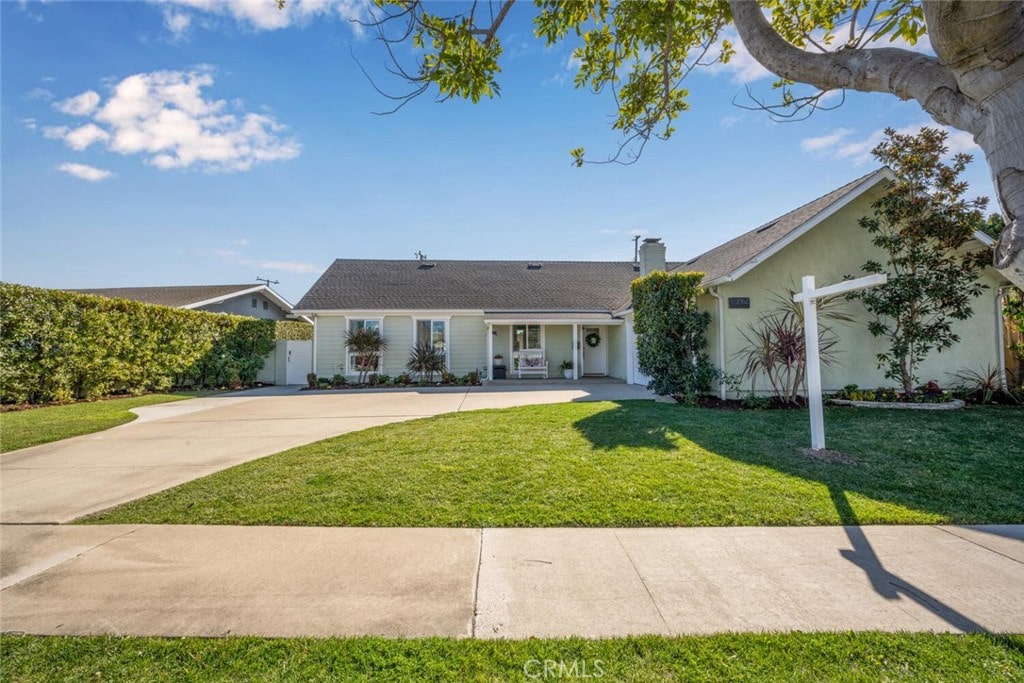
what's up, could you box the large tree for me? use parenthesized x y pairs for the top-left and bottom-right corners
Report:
(337, 0), (1024, 286)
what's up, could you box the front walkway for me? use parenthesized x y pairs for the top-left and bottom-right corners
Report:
(2, 524), (1021, 637)
(0, 383), (656, 524)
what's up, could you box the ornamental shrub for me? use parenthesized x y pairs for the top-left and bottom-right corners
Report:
(0, 283), (276, 404)
(630, 271), (717, 401)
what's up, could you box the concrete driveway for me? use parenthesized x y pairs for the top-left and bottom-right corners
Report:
(0, 382), (656, 524)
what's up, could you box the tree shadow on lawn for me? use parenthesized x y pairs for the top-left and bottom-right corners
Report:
(577, 401), (1010, 633)
(572, 401), (1024, 525)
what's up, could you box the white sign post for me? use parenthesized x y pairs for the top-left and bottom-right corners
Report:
(793, 273), (888, 450)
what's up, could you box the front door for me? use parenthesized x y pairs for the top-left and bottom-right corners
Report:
(582, 326), (608, 376)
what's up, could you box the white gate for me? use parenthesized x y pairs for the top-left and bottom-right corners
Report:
(284, 340), (313, 385)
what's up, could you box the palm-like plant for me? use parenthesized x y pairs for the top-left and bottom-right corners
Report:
(344, 328), (387, 384)
(734, 288), (852, 405)
(406, 342), (446, 382)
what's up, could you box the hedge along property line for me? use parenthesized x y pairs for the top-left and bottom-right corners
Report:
(0, 283), (281, 404)
(274, 320), (313, 341)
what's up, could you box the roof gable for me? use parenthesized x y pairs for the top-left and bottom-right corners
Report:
(71, 284), (294, 311)
(676, 168), (892, 284)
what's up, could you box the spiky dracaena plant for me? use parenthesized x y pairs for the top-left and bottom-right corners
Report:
(735, 288), (853, 405)
(406, 342), (446, 383)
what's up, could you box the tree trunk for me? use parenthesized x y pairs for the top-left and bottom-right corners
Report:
(728, 0), (1024, 288)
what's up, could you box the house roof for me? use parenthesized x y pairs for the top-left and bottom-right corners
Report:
(294, 168), (918, 316)
(674, 168), (891, 285)
(294, 261), (683, 313)
(70, 284), (295, 312)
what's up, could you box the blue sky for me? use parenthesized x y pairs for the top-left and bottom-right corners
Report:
(2, 1), (997, 304)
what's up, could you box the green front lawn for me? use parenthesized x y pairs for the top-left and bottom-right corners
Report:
(0, 394), (193, 453)
(3, 633), (1022, 682)
(85, 401), (1024, 527)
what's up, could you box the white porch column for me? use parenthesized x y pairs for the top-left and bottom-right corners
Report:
(571, 324), (579, 380)
(311, 314), (318, 378)
(486, 323), (494, 381)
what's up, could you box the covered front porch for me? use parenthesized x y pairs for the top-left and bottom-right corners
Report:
(483, 312), (624, 381)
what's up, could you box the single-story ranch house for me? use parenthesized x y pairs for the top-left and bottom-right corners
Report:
(294, 168), (1013, 395)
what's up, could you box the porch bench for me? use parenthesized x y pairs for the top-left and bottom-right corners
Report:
(517, 350), (548, 378)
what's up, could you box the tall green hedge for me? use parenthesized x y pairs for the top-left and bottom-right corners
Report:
(0, 283), (276, 404)
(631, 270), (717, 401)
(274, 320), (313, 341)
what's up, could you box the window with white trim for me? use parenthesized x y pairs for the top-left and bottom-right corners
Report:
(415, 319), (447, 352)
(512, 324), (543, 369)
(347, 318), (383, 374)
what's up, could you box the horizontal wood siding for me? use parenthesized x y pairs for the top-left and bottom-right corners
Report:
(606, 324), (627, 379)
(315, 316), (346, 378)
(382, 315), (414, 376)
(449, 315), (487, 374)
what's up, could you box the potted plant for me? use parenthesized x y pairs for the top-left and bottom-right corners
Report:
(493, 354), (505, 367)
(559, 360), (573, 379)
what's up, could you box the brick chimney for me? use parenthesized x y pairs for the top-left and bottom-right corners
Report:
(639, 237), (666, 275)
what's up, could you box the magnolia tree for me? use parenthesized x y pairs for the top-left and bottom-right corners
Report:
(322, 0), (1024, 286)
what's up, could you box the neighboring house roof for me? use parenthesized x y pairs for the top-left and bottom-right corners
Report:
(70, 284), (295, 312)
(294, 261), (681, 313)
(675, 167), (893, 285)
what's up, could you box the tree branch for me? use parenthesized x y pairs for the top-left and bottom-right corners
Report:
(727, 0), (984, 135)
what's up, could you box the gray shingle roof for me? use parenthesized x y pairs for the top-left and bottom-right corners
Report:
(295, 261), (674, 312)
(674, 168), (887, 283)
(70, 284), (262, 308)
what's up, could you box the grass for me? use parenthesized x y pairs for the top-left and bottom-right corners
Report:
(0, 394), (194, 453)
(2, 633), (1022, 682)
(85, 401), (1024, 527)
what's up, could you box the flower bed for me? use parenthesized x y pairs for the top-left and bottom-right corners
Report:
(304, 371), (482, 390)
(828, 381), (964, 409)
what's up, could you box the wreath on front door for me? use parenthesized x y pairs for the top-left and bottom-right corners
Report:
(585, 331), (602, 348)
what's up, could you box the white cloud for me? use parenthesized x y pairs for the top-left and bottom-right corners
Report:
(64, 123), (111, 151)
(163, 8), (192, 39)
(158, 0), (369, 36)
(21, 118), (38, 132)
(25, 87), (54, 101)
(57, 162), (113, 182)
(801, 123), (980, 166)
(42, 125), (69, 140)
(39, 68), (300, 173)
(258, 260), (322, 273)
(55, 90), (101, 116)
(799, 128), (854, 152)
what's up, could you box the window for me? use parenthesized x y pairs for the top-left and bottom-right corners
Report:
(512, 324), (543, 369)
(346, 319), (382, 374)
(513, 324), (542, 351)
(263, 301), (269, 310)
(251, 298), (257, 308)
(415, 319), (447, 352)
(349, 319), (381, 334)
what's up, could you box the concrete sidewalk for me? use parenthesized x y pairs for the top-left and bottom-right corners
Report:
(1, 383), (656, 524)
(2, 524), (1021, 638)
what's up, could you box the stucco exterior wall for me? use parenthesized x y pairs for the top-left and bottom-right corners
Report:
(704, 190), (1006, 394)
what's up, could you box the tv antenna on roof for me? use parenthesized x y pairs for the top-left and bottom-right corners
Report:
(415, 251), (427, 261)
(256, 277), (279, 286)
(632, 234), (642, 263)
